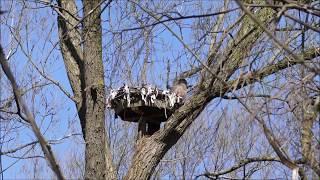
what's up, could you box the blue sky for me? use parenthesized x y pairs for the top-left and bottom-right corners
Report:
(1, 0), (319, 179)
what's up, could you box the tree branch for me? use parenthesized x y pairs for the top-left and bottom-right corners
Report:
(0, 133), (81, 155)
(225, 47), (320, 93)
(115, 7), (239, 33)
(196, 157), (281, 179)
(236, 0), (303, 64)
(0, 45), (65, 179)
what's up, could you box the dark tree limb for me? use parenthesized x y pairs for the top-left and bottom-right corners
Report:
(115, 7), (239, 33)
(196, 157), (281, 179)
(0, 45), (65, 179)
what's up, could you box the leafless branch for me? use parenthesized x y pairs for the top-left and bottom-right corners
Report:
(0, 133), (82, 155)
(115, 7), (239, 33)
(284, 13), (320, 33)
(196, 157), (281, 179)
(0, 45), (65, 180)
(236, 0), (304, 64)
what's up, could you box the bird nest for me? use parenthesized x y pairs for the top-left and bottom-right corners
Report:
(107, 85), (184, 123)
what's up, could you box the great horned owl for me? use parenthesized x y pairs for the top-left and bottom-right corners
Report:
(172, 79), (188, 99)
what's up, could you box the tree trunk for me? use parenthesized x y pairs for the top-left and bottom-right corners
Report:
(57, 0), (115, 178)
(82, 0), (108, 179)
(125, 91), (210, 179)
(301, 99), (320, 176)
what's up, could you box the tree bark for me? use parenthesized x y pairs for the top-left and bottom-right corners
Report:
(57, 0), (115, 179)
(57, 0), (85, 136)
(301, 99), (320, 176)
(82, 0), (109, 179)
(125, 91), (211, 179)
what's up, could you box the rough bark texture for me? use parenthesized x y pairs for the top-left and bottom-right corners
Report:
(125, 91), (210, 179)
(82, 0), (108, 179)
(57, 0), (86, 136)
(301, 99), (320, 176)
(301, 100), (314, 161)
(57, 0), (115, 179)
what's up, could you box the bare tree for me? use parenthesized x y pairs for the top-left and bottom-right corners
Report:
(0, 0), (319, 179)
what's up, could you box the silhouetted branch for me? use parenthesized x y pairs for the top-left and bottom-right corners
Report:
(115, 6), (239, 33)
